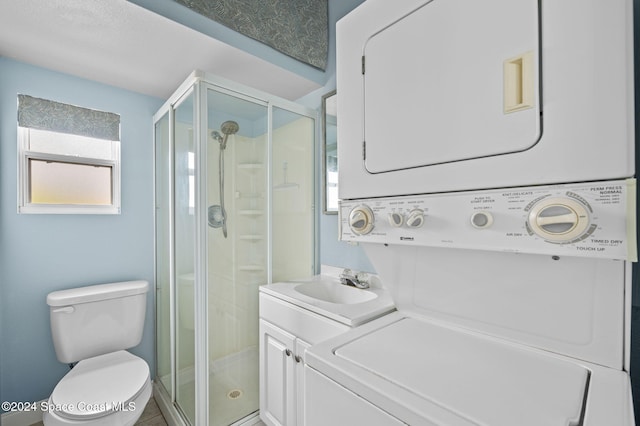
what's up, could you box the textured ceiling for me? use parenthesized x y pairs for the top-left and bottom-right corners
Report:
(172, 0), (328, 70)
(0, 0), (321, 100)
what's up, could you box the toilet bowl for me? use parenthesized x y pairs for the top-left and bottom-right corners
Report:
(44, 281), (151, 425)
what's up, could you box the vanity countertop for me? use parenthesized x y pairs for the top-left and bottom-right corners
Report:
(260, 272), (395, 327)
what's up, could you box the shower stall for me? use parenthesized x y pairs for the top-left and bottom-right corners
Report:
(154, 71), (317, 425)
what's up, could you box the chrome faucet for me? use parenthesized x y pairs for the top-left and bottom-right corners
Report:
(340, 268), (370, 289)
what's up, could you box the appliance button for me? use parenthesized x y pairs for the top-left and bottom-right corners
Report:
(471, 211), (493, 229)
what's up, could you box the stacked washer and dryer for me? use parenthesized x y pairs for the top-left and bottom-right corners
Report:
(305, 0), (637, 425)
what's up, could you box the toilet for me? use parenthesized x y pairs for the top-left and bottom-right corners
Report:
(43, 280), (152, 425)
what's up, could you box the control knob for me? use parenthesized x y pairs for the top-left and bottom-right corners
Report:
(527, 197), (591, 243)
(388, 212), (404, 227)
(406, 209), (425, 228)
(349, 205), (375, 235)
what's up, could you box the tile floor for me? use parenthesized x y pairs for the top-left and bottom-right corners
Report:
(30, 397), (168, 426)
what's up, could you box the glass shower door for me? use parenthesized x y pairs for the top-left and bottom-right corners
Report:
(174, 92), (197, 423)
(206, 87), (268, 426)
(154, 89), (197, 424)
(155, 112), (172, 395)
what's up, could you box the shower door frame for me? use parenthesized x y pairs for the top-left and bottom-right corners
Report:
(153, 70), (320, 426)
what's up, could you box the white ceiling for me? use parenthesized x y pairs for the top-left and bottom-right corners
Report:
(0, 0), (321, 100)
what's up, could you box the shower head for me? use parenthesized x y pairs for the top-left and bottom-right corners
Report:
(220, 120), (240, 136)
(217, 121), (239, 150)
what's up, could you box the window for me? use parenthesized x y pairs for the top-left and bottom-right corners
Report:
(17, 95), (121, 214)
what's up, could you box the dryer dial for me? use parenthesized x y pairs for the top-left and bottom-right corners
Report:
(349, 205), (375, 235)
(527, 197), (591, 243)
(388, 212), (404, 227)
(406, 209), (425, 228)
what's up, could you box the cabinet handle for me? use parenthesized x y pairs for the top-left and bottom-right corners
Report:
(285, 349), (292, 357)
(294, 355), (302, 363)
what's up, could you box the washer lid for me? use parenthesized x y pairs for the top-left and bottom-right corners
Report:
(334, 318), (589, 426)
(51, 350), (149, 420)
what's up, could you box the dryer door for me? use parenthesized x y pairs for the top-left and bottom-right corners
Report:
(363, 0), (541, 174)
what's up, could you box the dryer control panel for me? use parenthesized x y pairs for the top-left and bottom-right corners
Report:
(339, 179), (637, 261)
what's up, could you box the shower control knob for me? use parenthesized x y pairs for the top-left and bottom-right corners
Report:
(349, 205), (375, 235)
(470, 211), (494, 229)
(388, 212), (404, 227)
(406, 209), (425, 228)
(527, 197), (591, 243)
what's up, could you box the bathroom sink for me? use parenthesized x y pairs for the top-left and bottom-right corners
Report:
(294, 281), (377, 304)
(260, 270), (395, 326)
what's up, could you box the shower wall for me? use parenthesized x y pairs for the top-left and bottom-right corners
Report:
(207, 130), (267, 363)
(272, 115), (315, 281)
(207, 115), (314, 364)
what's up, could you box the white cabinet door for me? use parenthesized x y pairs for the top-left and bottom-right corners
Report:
(259, 292), (352, 425)
(260, 319), (296, 426)
(295, 339), (312, 426)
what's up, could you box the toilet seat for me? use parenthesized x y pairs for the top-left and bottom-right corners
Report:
(50, 350), (149, 421)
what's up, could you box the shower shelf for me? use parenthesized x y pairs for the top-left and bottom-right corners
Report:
(239, 210), (263, 216)
(235, 191), (263, 199)
(239, 265), (265, 272)
(238, 163), (263, 170)
(239, 235), (264, 241)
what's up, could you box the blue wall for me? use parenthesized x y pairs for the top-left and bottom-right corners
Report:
(0, 57), (163, 406)
(294, 0), (375, 274)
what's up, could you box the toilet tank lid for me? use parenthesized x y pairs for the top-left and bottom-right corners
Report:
(47, 280), (149, 307)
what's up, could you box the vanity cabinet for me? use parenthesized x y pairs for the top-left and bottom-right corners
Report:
(260, 320), (309, 426)
(259, 292), (349, 426)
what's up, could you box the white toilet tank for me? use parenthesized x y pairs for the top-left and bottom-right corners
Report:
(47, 280), (149, 364)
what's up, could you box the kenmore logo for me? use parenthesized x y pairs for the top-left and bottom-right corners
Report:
(400, 237), (414, 241)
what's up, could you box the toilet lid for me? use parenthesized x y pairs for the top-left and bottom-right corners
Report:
(51, 350), (149, 420)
